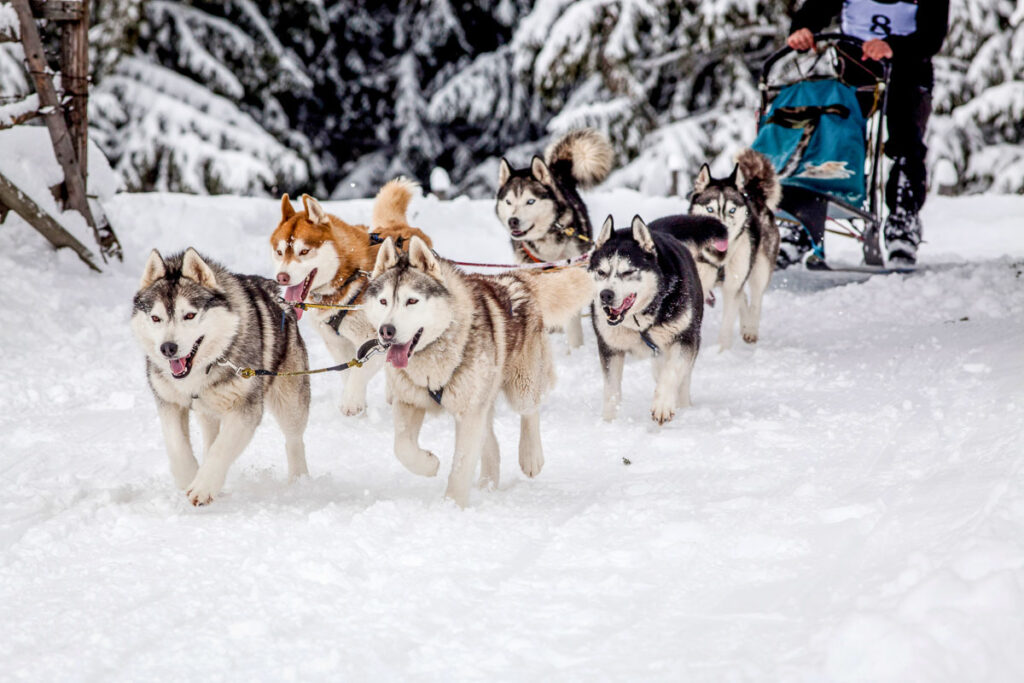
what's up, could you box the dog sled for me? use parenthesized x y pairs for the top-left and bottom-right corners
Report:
(752, 33), (905, 272)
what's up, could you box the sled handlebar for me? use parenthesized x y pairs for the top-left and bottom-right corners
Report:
(760, 33), (891, 85)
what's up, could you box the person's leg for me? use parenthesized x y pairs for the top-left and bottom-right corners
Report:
(883, 80), (932, 264)
(776, 187), (827, 269)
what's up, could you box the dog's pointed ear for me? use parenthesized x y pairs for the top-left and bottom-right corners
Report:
(733, 163), (746, 190)
(727, 163), (740, 186)
(371, 237), (399, 279)
(498, 158), (512, 187)
(631, 215), (656, 254)
(530, 155), (553, 186)
(281, 194), (295, 221)
(595, 215), (614, 249)
(301, 194), (328, 225)
(181, 248), (220, 290)
(140, 249), (166, 289)
(693, 164), (712, 194)
(408, 236), (442, 279)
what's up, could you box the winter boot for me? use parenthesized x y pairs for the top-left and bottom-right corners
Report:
(884, 210), (922, 266)
(884, 156), (925, 266)
(776, 220), (812, 269)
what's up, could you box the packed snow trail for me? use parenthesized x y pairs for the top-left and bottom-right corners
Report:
(0, 191), (1022, 680)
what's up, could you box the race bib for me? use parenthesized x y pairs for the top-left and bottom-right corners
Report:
(842, 0), (918, 41)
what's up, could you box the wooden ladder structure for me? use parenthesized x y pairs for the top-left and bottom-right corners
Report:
(0, 0), (122, 272)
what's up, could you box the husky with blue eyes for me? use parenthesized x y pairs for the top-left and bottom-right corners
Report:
(495, 128), (613, 348)
(689, 149), (782, 349)
(588, 215), (705, 425)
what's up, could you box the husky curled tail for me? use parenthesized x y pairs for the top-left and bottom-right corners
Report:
(545, 128), (614, 190)
(735, 148), (782, 213)
(372, 177), (420, 230)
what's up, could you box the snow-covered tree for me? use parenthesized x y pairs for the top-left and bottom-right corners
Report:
(90, 0), (318, 195)
(0, 2), (29, 104)
(443, 0), (783, 196)
(929, 0), (1024, 193)
(2, 0), (1008, 199)
(330, 0), (532, 198)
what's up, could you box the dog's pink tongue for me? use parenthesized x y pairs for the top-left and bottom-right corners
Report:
(611, 293), (636, 316)
(169, 357), (188, 375)
(386, 341), (414, 369)
(713, 238), (729, 252)
(283, 284), (304, 319)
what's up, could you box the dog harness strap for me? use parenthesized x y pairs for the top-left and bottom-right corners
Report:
(640, 330), (660, 356)
(369, 233), (405, 249)
(326, 272), (367, 333)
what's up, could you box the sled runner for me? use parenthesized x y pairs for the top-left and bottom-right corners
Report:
(752, 34), (893, 271)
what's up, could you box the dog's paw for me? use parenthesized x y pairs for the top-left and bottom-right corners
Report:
(651, 402), (675, 425)
(602, 399), (619, 422)
(397, 448), (440, 477)
(339, 394), (367, 416)
(444, 485), (470, 509)
(742, 331), (758, 344)
(185, 469), (225, 506)
(519, 449), (544, 478)
(339, 402), (366, 417)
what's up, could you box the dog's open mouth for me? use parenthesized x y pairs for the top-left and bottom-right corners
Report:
(509, 225), (532, 239)
(603, 293), (636, 326)
(713, 238), (729, 253)
(283, 268), (317, 319)
(168, 336), (203, 379)
(385, 328), (423, 369)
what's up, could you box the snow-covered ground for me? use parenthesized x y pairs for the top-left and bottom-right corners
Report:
(1, 188), (1022, 680)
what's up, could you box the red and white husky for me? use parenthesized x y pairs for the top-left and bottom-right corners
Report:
(270, 178), (433, 415)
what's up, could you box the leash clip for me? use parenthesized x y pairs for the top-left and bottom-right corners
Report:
(356, 339), (386, 364)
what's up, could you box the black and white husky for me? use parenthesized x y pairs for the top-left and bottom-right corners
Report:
(589, 215), (704, 425)
(689, 149), (782, 349)
(496, 128), (613, 347)
(131, 248), (310, 505)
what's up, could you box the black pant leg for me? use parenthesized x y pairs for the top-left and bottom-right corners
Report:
(884, 81), (932, 214)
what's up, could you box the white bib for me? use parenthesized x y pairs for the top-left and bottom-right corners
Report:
(842, 0), (918, 41)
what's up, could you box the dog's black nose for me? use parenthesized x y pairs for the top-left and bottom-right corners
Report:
(379, 324), (396, 342)
(508, 217), (520, 230)
(599, 289), (615, 306)
(160, 342), (178, 358)
(276, 272), (290, 285)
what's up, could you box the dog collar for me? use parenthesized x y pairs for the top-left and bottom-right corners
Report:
(519, 242), (544, 264)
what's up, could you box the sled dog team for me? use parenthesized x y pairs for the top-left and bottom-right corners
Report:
(132, 129), (782, 507)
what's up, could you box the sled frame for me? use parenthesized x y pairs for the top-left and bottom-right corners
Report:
(757, 34), (892, 267)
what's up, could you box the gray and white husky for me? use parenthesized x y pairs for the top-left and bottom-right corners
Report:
(496, 128), (613, 347)
(589, 215), (704, 425)
(689, 148), (781, 349)
(131, 248), (310, 505)
(364, 236), (593, 507)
